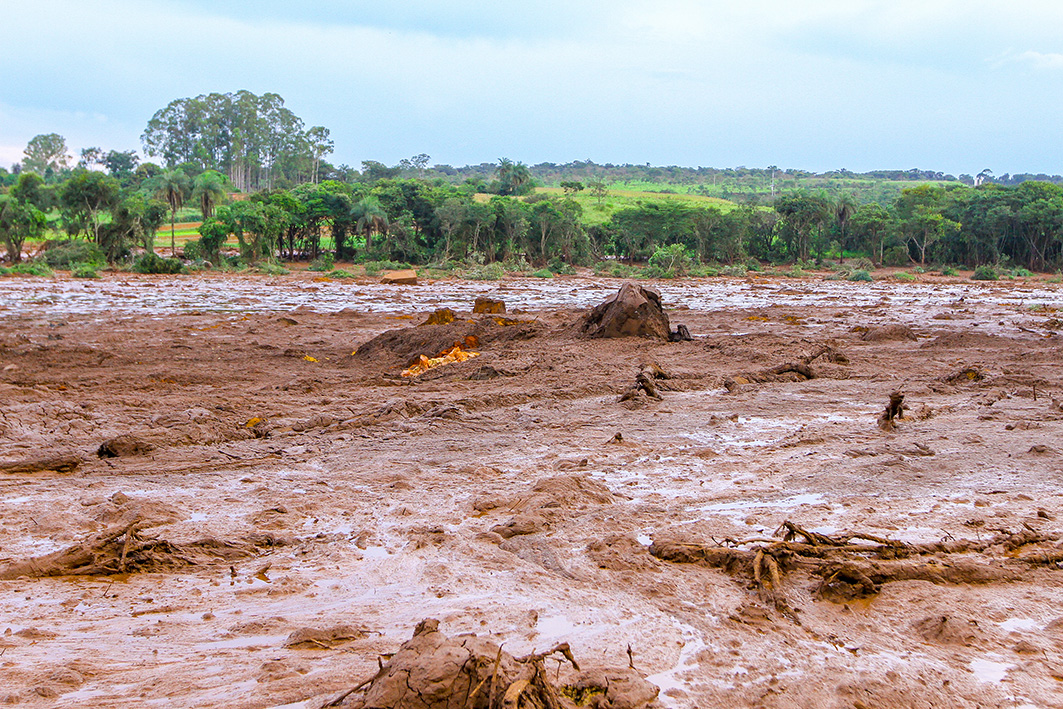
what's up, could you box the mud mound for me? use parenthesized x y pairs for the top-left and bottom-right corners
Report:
(354, 317), (540, 369)
(860, 324), (917, 341)
(0, 523), (286, 579)
(96, 434), (154, 458)
(531, 474), (615, 506)
(920, 331), (1010, 349)
(580, 282), (670, 340)
(327, 618), (659, 709)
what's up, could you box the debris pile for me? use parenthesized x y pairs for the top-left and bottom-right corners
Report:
(324, 618), (660, 709)
(401, 341), (481, 378)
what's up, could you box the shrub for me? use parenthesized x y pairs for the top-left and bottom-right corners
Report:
(593, 261), (639, 278)
(462, 262), (506, 281)
(721, 264), (748, 277)
(71, 262), (100, 279)
(690, 264), (721, 277)
(501, 256), (532, 274)
(548, 257), (576, 275)
(0, 265), (11, 276)
(1010, 267), (1033, 278)
(327, 269), (357, 279)
(881, 246), (909, 267)
(133, 253), (184, 274)
(182, 239), (204, 262)
(363, 260), (409, 276)
(530, 268), (554, 278)
(940, 266), (958, 276)
(10, 262), (54, 277)
(971, 265), (998, 281)
(848, 270), (873, 282)
(647, 243), (695, 278)
(256, 262), (290, 275)
(39, 240), (105, 269)
(853, 257), (875, 271)
(745, 258), (762, 272)
(895, 272), (916, 282)
(308, 253), (335, 272)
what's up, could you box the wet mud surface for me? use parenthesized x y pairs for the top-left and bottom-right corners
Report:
(1, 273), (1063, 708)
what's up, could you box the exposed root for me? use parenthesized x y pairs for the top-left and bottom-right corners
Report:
(650, 520), (1063, 605)
(0, 522), (286, 579)
(326, 619), (659, 709)
(618, 363), (670, 402)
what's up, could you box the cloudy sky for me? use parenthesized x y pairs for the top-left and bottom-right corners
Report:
(2, 1), (1061, 175)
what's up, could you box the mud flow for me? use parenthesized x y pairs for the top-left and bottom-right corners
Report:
(1, 273), (1062, 708)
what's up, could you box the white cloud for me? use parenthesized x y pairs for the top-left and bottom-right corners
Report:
(1016, 50), (1063, 70)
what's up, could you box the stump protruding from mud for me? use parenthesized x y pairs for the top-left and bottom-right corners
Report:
(325, 619), (660, 709)
(878, 391), (905, 431)
(668, 324), (693, 342)
(619, 362), (670, 402)
(581, 282), (671, 340)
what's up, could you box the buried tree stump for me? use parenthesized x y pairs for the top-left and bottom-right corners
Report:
(581, 282), (671, 340)
(324, 618), (660, 709)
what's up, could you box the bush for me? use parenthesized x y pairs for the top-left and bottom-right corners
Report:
(133, 253), (184, 274)
(71, 262), (100, 279)
(530, 268), (554, 278)
(894, 272), (916, 282)
(1009, 267), (1033, 278)
(10, 262), (54, 277)
(327, 269), (357, 279)
(940, 266), (958, 276)
(745, 258), (762, 272)
(971, 265), (998, 281)
(182, 239), (204, 262)
(690, 264), (721, 277)
(881, 246), (909, 267)
(547, 257), (576, 275)
(721, 264), (748, 277)
(0, 266), (10, 276)
(847, 269), (873, 282)
(647, 243), (695, 278)
(256, 262), (290, 275)
(363, 260), (410, 276)
(462, 262), (506, 281)
(501, 256), (532, 274)
(39, 240), (105, 269)
(308, 253), (335, 272)
(593, 261), (640, 278)
(853, 257), (875, 271)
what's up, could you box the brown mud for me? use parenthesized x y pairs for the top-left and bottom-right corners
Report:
(1, 273), (1063, 708)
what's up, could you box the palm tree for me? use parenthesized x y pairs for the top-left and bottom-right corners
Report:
(834, 194), (857, 262)
(152, 169), (190, 256)
(350, 196), (388, 252)
(496, 158), (531, 196)
(192, 170), (227, 220)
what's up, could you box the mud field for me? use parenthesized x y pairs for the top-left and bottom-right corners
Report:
(1, 272), (1062, 708)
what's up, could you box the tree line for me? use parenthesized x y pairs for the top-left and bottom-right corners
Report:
(4, 91), (1063, 272)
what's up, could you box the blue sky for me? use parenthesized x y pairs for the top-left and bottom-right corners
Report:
(2, 1), (1062, 175)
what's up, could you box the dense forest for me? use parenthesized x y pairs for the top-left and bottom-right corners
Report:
(3, 91), (1063, 275)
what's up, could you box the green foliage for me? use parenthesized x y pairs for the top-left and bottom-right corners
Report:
(133, 252), (184, 274)
(895, 272), (917, 281)
(10, 261), (54, 277)
(1009, 267), (1033, 277)
(255, 262), (290, 275)
(530, 268), (554, 278)
(0, 265), (10, 276)
(881, 245), (910, 267)
(548, 257), (576, 275)
(940, 266), (958, 276)
(646, 243), (695, 278)
(39, 240), (105, 269)
(22, 133), (71, 177)
(461, 262), (506, 280)
(593, 260), (640, 278)
(71, 263), (101, 279)
(363, 260), (410, 276)
(848, 269), (873, 281)
(745, 258), (762, 272)
(308, 253), (335, 271)
(326, 269), (357, 279)
(971, 265), (998, 281)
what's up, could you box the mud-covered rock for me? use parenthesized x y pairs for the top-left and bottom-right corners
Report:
(581, 283), (671, 340)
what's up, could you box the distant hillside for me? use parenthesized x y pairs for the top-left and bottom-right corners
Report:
(424, 161), (1063, 207)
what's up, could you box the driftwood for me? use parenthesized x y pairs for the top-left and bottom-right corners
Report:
(650, 520), (1063, 606)
(618, 362), (670, 402)
(0, 522), (286, 579)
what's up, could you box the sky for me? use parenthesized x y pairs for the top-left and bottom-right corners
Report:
(2, 0), (1062, 176)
